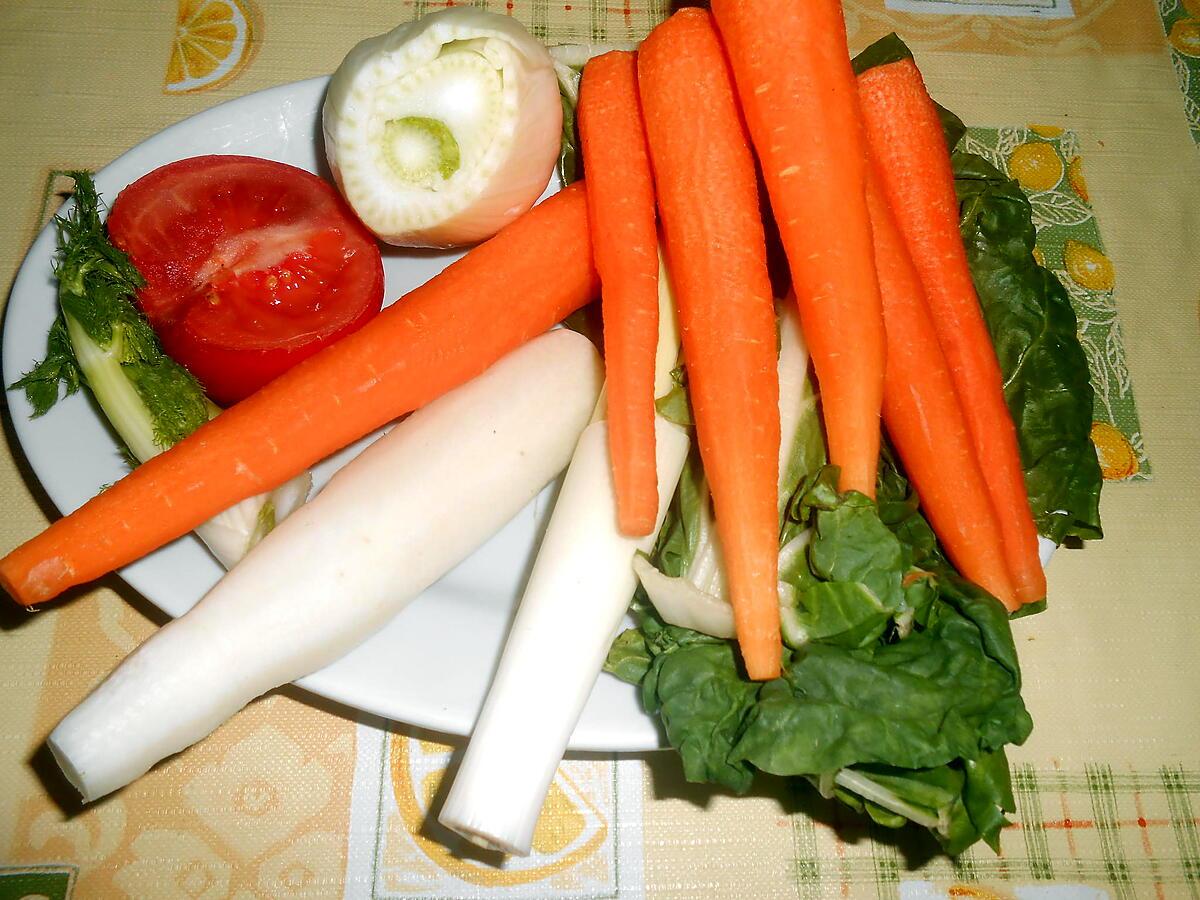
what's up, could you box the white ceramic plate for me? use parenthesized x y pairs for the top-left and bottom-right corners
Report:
(2, 76), (664, 752)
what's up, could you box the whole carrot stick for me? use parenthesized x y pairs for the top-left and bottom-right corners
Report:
(1, 183), (599, 608)
(578, 50), (660, 537)
(857, 58), (1046, 607)
(639, 9), (781, 681)
(865, 171), (1020, 610)
(710, 0), (885, 500)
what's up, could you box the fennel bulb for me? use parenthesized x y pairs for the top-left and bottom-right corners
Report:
(12, 172), (310, 570)
(323, 9), (562, 248)
(48, 329), (604, 802)
(64, 312), (312, 568)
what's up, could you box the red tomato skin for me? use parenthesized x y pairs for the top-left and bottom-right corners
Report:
(107, 155), (385, 406)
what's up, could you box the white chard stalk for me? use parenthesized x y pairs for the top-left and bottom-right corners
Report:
(323, 8), (562, 248)
(439, 254), (689, 855)
(48, 330), (603, 802)
(633, 302), (815, 640)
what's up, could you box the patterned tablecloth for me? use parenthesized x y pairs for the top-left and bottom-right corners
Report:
(1, 2), (1198, 898)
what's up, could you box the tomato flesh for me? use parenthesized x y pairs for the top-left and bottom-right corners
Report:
(107, 155), (384, 406)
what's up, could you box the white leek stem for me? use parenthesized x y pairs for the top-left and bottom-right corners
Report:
(439, 418), (688, 854)
(48, 330), (602, 802)
(439, 251), (686, 855)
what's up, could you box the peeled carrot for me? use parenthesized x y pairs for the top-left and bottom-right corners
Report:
(857, 59), (1046, 607)
(578, 50), (660, 537)
(0, 183), (600, 608)
(639, 9), (781, 681)
(865, 171), (1020, 610)
(711, 0), (885, 500)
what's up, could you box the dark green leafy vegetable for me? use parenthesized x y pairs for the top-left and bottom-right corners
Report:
(954, 152), (1103, 543)
(608, 462), (1032, 854)
(558, 91), (580, 185)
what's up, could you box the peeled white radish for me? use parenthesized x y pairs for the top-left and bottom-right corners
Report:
(323, 8), (562, 248)
(48, 329), (603, 802)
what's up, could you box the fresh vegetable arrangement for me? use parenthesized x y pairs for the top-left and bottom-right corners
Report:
(599, 27), (1101, 854)
(0, 179), (599, 607)
(2, 4), (1105, 862)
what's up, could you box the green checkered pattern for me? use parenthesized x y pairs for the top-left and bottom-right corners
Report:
(399, 0), (667, 43)
(793, 765), (1200, 899)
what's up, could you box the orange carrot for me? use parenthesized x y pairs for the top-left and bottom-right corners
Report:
(0, 183), (600, 608)
(857, 58), (1047, 607)
(865, 170), (1020, 610)
(711, 0), (885, 500)
(639, 9), (780, 681)
(578, 50), (660, 537)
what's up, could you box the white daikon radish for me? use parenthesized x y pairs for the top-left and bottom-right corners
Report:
(439, 253), (689, 856)
(48, 330), (603, 803)
(323, 8), (562, 248)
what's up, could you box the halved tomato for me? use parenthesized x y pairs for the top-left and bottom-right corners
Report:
(107, 155), (385, 406)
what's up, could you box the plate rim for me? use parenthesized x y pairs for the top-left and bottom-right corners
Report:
(1, 74), (666, 753)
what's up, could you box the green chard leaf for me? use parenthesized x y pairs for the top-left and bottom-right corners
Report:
(953, 152), (1103, 543)
(614, 448), (1033, 854)
(559, 90), (580, 185)
(603, 627), (653, 685)
(654, 367), (693, 429)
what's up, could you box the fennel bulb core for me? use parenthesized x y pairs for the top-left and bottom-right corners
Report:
(324, 9), (562, 248)
(383, 116), (461, 184)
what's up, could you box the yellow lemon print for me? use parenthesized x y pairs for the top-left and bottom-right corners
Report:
(1067, 156), (1089, 203)
(1032, 246), (1046, 267)
(1028, 124), (1064, 138)
(1090, 421), (1139, 480)
(531, 781), (589, 855)
(165, 0), (260, 94)
(390, 739), (608, 887)
(1184, 0), (1200, 16)
(1064, 239), (1115, 291)
(1007, 142), (1064, 192)
(1171, 19), (1200, 57)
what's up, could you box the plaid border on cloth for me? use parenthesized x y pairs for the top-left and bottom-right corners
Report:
(1156, 0), (1200, 147)
(399, 0), (667, 43)
(792, 764), (1200, 900)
